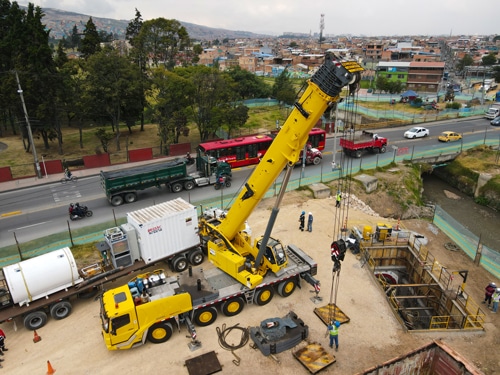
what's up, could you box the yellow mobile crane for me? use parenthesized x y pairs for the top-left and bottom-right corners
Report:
(199, 55), (363, 288)
(99, 55), (363, 350)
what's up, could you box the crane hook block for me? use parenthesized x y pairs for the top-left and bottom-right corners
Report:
(331, 239), (347, 262)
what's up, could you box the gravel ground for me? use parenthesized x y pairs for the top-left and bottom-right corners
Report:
(0, 191), (497, 375)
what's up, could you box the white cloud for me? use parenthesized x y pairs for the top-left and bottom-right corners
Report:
(18, 0), (499, 36)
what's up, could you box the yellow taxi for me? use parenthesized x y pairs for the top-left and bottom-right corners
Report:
(438, 131), (462, 142)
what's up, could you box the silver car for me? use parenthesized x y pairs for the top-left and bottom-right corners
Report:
(404, 126), (429, 139)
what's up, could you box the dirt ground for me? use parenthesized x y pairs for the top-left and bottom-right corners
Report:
(1, 190), (498, 375)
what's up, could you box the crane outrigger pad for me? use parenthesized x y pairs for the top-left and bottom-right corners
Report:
(313, 303), (350, 326)
(250, 311), (308, 356)
(293, 343), (336, 374)
(185, 350), (222, 375)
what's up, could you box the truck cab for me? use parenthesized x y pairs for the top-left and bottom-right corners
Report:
(191, 156), (231, 186)
(296, 143), (323, 166)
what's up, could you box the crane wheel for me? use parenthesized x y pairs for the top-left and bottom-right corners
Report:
(147, 322), (173, 344)
(254, 286), (274, 306)
(194, 306), (218, 326)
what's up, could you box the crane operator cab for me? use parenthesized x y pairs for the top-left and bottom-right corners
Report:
(256, 237), (287, 273)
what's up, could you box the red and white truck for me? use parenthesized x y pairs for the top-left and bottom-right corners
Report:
(340, 131), (388, 158)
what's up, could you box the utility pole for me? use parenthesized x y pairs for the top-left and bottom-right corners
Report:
(14, 70), (41, 178)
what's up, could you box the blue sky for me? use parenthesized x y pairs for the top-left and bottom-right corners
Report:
(18, 0), (499, 37)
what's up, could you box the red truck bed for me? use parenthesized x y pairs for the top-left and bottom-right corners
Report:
(340, 131), (387, 157)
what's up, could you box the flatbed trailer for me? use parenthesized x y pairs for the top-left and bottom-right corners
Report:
(0, 258), (153, 330)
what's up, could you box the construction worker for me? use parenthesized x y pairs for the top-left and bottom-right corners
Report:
(492, 288), (500, 313)
(335, 192), (342, 208)
(307, 212), (313, 232)
(298, 211), (305, 231)
(483, 282), (496, 307)
(328, 321), (340, 351)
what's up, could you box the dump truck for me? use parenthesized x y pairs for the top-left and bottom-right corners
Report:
(99, 54), (364, 350)
(340, 130), (388, 158)
(100, 156), (231, 206)
(0, 198), (205, 331)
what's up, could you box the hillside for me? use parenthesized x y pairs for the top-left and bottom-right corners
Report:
(36, 7), (270, 41)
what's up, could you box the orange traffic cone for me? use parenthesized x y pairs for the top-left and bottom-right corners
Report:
(33, 330), (42, 343)
(46, 360), (56, 374)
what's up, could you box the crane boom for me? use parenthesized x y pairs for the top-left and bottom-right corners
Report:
(219, 55), (363, 239)
(199, 54), (363, 288)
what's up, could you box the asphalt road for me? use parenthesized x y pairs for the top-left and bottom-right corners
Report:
(0, 117), (499, 249)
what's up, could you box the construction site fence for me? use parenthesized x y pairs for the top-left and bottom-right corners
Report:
(2, 143), (498, 269)
(433, 205), (500, 279)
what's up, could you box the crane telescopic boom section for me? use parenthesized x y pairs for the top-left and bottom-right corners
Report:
(218, 55), (364, 240)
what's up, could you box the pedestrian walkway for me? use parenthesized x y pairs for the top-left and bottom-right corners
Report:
(0, 157), (173, 193)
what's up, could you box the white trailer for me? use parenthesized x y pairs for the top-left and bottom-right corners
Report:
(104, 198), (205, 273)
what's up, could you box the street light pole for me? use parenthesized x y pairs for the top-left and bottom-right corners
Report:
(14, 70), (41, 178)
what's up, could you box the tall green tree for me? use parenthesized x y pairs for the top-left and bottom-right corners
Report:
(148, 67), (193, 151)
(70, 25), (81, 50)
(137, 18), (189, 69)
(79, 17), (101, 58)
(82, 50), (144, 151)
(178, 66), (235, 141)
(11, 4), (62, 153)
(456, 54), (474, 75)
(126, 9), (148, 131)
(226, 65), (272, 99)
(272, 69), (296, 106)
(481, 53), (497, 66)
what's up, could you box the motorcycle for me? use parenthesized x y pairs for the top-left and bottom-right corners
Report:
(185, 153), (195, 165)
(214, 175), (231, 190)
(69, 204), (93, 220)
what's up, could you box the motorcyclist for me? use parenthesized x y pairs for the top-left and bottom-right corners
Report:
(69, 203), (74, 215)
(74, 202), (83, 217)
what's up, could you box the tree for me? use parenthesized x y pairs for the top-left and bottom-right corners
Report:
(79, 17), (101, 59)
(70, 25), (81, 50)
(82, 50), (144, 151)
(94, 128), (115, 153)
(456, 54), (474, 75)
(492, 66), (500, 85)
(272, 69), (296, 106)
(148, 67), (194, 151)
(226, 66), (272, 99)
(54, 40), (68, 68)
(178, 65), (235, 141)
(481, 53), (497, 66)
(137, 18), (189, 69)
(374, 75), (390, 93)
(126, 8), (143, 46)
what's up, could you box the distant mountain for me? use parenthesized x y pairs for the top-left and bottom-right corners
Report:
(37, 7), (270, 41)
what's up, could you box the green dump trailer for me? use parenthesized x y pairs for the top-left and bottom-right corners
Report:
(101, 158), (231, 206)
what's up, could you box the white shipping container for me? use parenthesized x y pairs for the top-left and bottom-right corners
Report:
(2, 247), (83, 306)
(126, 198), (200, 264)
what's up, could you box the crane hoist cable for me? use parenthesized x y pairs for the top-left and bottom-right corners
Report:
(327, 89), (361, 312)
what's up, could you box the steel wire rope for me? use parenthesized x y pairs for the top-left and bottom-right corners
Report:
(327, 88), (361, 327)
(216, 322), (250, 350)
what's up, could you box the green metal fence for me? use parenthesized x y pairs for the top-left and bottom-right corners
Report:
(433, 205), (500, 279)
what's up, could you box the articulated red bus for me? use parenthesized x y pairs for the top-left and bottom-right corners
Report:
(197, 128), (326, 168)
